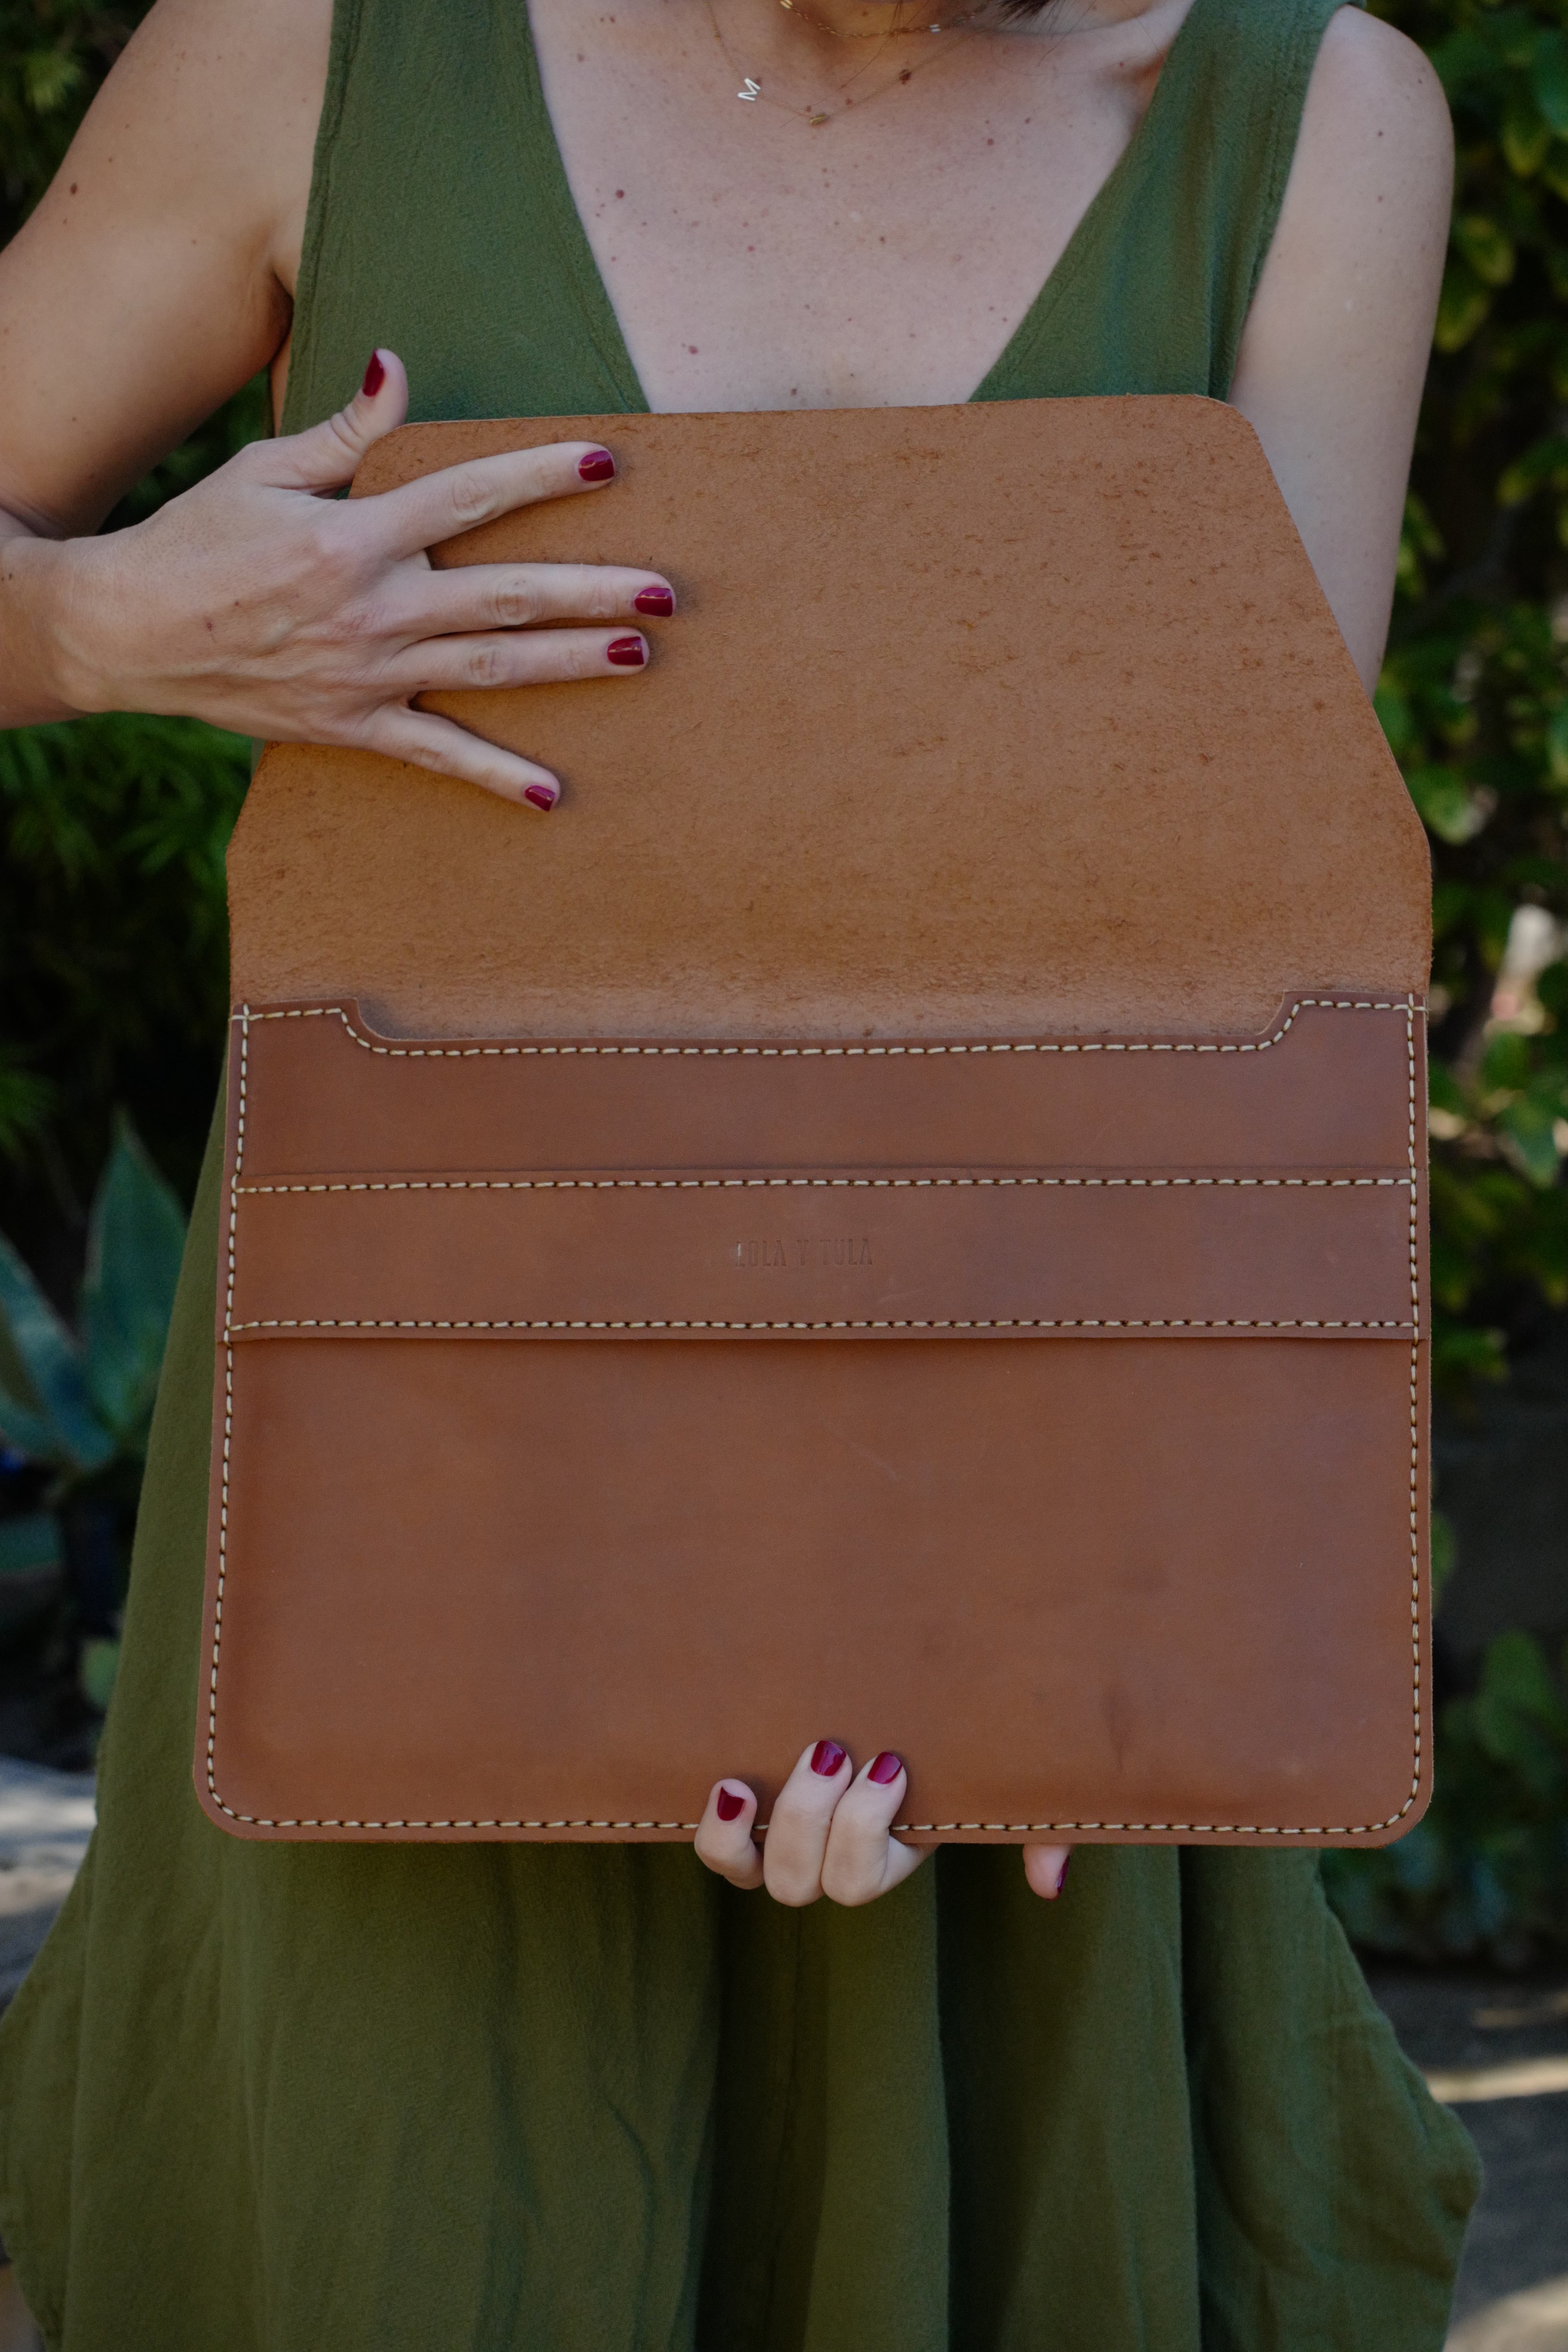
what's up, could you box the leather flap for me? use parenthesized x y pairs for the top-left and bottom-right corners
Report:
(228, 399), (1431, 1042)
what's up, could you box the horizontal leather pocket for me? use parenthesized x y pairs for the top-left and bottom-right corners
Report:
(231, 995), (1419, 1177)
(228, 1169), (1417, 1340)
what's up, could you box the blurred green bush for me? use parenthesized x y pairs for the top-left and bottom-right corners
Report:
(1370, 0), (1568, 1389)
(0, 1120), (185, 1723)
(1335, 0), (1568, 1963)
(1323, 1626), (1568, 1964)
(0, 1115), (185, 1479)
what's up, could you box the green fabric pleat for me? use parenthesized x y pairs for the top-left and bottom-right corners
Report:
(0, 0), (1481, 2343)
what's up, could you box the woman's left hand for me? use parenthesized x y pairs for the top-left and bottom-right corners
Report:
(693, 1742), (1072, 1906)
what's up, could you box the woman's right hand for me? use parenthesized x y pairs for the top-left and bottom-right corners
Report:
(14, 348), (670, 810)
(695, 1744), (1074, 1909)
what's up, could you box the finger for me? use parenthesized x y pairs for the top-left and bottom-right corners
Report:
(1022, 1844), (1074, 1900)
(761, 1739), (853, 1908)
(359, 439), (625, 562)
(359, 702), (563, 810)
(393, 563), (676, 637)
(819, 1752), (929, 1907)
(389, 626), (650, 697)
(694, 1782), (764, 1890)
(257, 345), (410, 493)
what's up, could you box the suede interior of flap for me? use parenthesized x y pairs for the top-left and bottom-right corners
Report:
(227, 399), (1432, 1042)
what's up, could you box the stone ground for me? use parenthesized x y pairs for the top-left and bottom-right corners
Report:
(1368, 1965), (1568, 2352)
(0, 1762), (92, 2012)
(0, 1763), (1560, 2348)
(0, 1760), (93, 2352)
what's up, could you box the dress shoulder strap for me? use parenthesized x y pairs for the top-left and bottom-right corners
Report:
(281, 0), (645, 436)
(981, 0), (1361, 405)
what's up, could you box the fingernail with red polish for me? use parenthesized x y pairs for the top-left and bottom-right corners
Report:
(716, 1787), (746, 1822)
(1054, 1855), (1072, 1897)
(361, 350), (386, 398)
(633, 585), (675, 616)
(868, 1751), (903, 1786)
(606, 636), (646, 668)
(811, 1739), (848, 1777)
(523, 784), (556, 812)
(578, 448), (616, 482)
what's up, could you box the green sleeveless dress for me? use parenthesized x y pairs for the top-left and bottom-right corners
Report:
(0, 3), (1480, 2346)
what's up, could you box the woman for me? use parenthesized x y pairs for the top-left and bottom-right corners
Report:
(0, 1), (1478, 2345)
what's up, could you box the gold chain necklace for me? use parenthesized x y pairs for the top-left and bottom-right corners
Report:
(704, 0), (978, 127)
(777, 0), (983, 35)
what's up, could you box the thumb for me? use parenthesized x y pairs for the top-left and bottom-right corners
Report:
(260, 347), (409, 492)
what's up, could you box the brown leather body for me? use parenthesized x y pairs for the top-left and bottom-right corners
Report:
(201, 399), (1433, 1846)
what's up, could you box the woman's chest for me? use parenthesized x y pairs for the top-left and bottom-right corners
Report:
(526, 1), (1184, 412)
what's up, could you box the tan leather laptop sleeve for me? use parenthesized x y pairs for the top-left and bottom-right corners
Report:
(199, 398), (1432, 1847)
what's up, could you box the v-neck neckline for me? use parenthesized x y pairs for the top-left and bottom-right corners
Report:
(514, 0), (1210, 417)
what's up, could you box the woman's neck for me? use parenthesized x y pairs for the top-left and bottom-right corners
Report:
(712, 0), (994, 81)
(730, 0), (1157, 38)
(528, 0), (1191, 411)
(770, 0), (984, 35)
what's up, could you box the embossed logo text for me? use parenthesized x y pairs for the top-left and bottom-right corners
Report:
(734, 1236), (874, 1269)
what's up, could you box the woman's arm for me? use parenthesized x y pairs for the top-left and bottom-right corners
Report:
(1230, 7), (1454, 693)
(0, 0), (319, 554)
(0, 0), (312, 726)
(0, 0), (668, 801)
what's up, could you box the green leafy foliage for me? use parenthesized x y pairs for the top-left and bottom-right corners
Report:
(0, 1227), (110, 1474)
(1299, 0), (1568, 1965)
(79, 1114), (187, 1446)
(0, 1120), (186, 1483)
(78, 1631), (118, 1710)
(0, 2), (141, 245)
(1323, 1629), (1568, 1964)
(0, 1512), (64, 1645)
(0, 713), (251, 1216)
(1370, 0), (1568, 1390)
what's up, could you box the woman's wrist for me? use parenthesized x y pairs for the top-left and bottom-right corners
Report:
(0, 522), (110, 726)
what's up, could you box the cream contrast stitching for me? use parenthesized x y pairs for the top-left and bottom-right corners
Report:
(234, 1318), (1413, 1334)
(229, 1167), (1416, 1336)
(237, 1174), (1408, 1192)
(233, 995), (1405, 1058)
(209, 1001), (247, 1822)
(205, 996), (1426, 1838)
(236, 1317), (1420, 1336)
